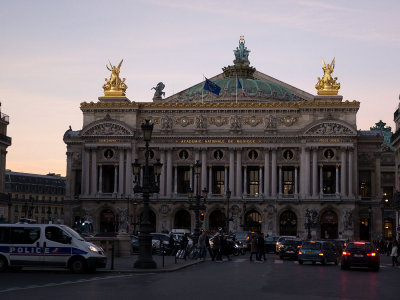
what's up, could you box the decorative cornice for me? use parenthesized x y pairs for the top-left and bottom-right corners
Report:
(80, 100), (360, 110)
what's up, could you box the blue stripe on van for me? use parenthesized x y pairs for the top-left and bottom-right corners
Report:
(0, 246), (87, 256)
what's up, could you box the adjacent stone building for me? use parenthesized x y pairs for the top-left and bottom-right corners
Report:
(0, 105), (11, 222)
(63, 38), (388, 240)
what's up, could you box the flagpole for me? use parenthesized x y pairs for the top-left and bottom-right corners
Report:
(236, 76), (238, 104)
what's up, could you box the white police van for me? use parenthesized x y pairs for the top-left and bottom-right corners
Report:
(0, 223), (107, 273)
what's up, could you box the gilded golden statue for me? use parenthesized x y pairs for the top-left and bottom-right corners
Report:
(103, 59), (128, 96)
(315, 57), (340, 95)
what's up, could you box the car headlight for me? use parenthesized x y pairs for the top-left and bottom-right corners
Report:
(88, 244), (101, 253)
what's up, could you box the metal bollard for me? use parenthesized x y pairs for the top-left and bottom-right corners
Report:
(111, 240), (115, 270)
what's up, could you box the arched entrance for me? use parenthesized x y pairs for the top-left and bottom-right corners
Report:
(320, 210), (338, 239)
(174, 210), (191, 230)
(139, 210), (157, 233)
(359, 217), (370, 241)
(279, 210), (297, 236)
(209, 210), (226, 232)
(100, 209), (116, 233)
(244, 210), (262, 232)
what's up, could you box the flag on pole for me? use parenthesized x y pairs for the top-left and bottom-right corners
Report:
(203, 77), (221, 96)
(237, 78), (246, 97)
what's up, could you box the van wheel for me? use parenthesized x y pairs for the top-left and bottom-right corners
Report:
(0, 256), (8, 272)
(70, 258), (87, 274)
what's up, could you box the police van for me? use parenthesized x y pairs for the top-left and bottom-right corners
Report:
(0, 223), (107, 273)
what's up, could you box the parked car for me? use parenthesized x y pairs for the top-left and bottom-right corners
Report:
(341, 241), (380, 271)
(298, 240), (339, 265)
(131, 235), (139, 254)
(264, 236), (279, 253)
(278, 239), (302, 260)
(275, 236), (297, 253)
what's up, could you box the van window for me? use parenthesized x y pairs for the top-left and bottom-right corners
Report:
(45, 226), (70, 244)
(0, 227), (10, 244)
(10, 227), (41, 244)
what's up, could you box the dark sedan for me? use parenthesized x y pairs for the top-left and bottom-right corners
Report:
(264, 236), (279, 253)
(341, 241), (380, 271)
(278, 239), (302, 260)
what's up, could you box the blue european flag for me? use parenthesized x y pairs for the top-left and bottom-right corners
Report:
(203, 78), (221, 96)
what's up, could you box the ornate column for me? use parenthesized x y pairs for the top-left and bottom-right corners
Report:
(295, 166), (298, 196)
(335, 164), (340, 195)
(91, 149), (97, 196)
(113, 164), (118, 194)
(166, 149), (173, 197)
(84, 148), (90, 195)
(264, 149), (270, 197)
(340, 148), (346, 197)
(159, 150), (166, 196)
(98, 164), (103, 193)
(173, 166), (178, 195)
(258, 167), (263, 197)
(208, 166), (212, 196)
(278, 166), (282, 196)
(194, 151), (200, 194)
(348, 149), (353, 197)
(118, 149), (124, 195)
(243, 165), (247, 196)
(229, 150), (235, 197)
(271, 149), (277, 197)
(189, 165), (193, 191)
(375, 153), (381, 199)
(312, 148), (318, 197)
(305, 148), (311, 197)
(201, 150), (207, 191)
(224, 166), (228, 195)
(236, 149), (242, 196)
(66, 152), (73, 197)
(125, 148), (132, 195)
(319, 165), (323, 196)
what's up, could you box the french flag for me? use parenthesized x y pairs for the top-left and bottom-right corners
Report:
(237, 78), (246, 97)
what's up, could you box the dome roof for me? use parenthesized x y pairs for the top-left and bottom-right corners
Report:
(187, 77), (294, 99)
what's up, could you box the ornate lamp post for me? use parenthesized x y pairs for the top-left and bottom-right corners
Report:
(225, 189), (232, 233)
(7, 193), (12, 223)
(368, 205), (372, 242)
(187, 160), (207, 245)
(133, 120), (162, 269)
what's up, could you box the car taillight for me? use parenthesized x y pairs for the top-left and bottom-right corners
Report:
(298, 251), (302, 255)
(367, 253), (376, 257)
(319, 252), (324, 256)
(342, 251), (351, 256)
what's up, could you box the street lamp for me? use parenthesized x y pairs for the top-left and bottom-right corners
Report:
(47, 206), (52, 224)
(133, 119), (163, 269)
(226, 189), (232, 233)
(187, 160), (207, 245)
(7, 193), (12, 223)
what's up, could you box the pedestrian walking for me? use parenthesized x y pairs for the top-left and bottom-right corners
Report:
(169, 233), (175, 255)
(212, 233), (221, 261)
(250, 234), (258, 262)
(390, 240), (398, 266)
(257, 232), (266, 261)
(181, 233), (189, 260)
(205, 232), (214, 259)
(198, 231), (207, 260)
(220, 234), (232, 261)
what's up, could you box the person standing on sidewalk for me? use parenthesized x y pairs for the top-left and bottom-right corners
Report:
(257, 232), (266, 261)
(391, 240), (399, 266)
(198, 231), (207, 260)
(250, 234), (258, 262)
(168, 233), (175, 256)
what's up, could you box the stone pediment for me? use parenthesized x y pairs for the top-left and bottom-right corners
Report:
(304, 121), (356, 136)
(81, 115), (134, 137)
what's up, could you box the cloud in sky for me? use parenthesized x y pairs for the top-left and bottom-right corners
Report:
(1, 0), (399, 176)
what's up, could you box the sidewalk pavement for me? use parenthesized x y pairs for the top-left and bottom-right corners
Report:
(102, 254), (206, 273)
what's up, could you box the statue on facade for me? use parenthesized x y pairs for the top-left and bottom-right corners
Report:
(103, 59), (128, 96)
(230, 115), (242, 130)
(315, 58), (340, 95)
(265, 115), (277, 129)
(233, 36), (250, 65)
(343, 209), (353, 230)
(152, 82), (165, 100)
(117, 207), (128, 234)
(304, 209), (318, 227)
(196, 115), (207, 129)
(161, 115), (173, 130)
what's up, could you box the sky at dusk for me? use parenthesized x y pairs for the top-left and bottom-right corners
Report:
(1, 0), (399, 176)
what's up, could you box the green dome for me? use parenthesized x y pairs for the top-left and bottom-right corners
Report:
(187, 77), (293, 99)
